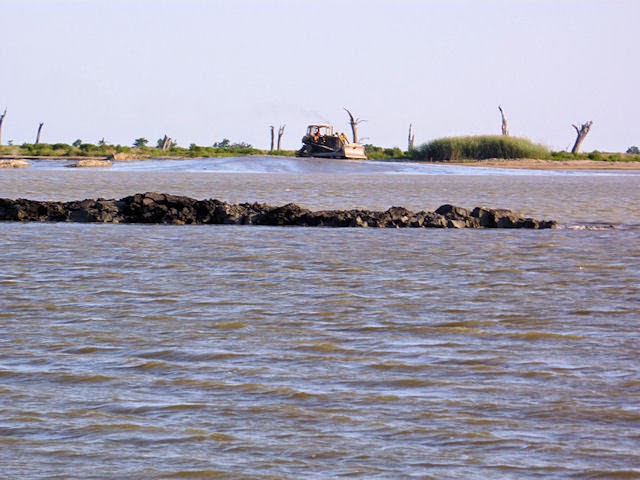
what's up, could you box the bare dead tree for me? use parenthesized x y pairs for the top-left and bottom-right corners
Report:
(277, 124), (286, 151)
(344, 108), (365, 144)
(35, 122), (44, 144)
(0, 108), (6, 145)
(269, 125), (275, 152)
(160, 134), (173, 151)
(408, 123), (415, 151)
(498, 105), (509, 136)
(571, 121), (593, 154)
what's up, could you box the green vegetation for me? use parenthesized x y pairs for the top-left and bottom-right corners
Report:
(368, 146), (406, 160)
(549, 150), (640, 162)
(364, 145), (408, 160)
(0, 135), (638, 163)
(409, 135), (640, 163)
(133, 137), (149, 148)
(182, 142), (259, 158)
(412, 135), (550, 162)
(2, 142), (119, 157)
(0, 139), (298, 159)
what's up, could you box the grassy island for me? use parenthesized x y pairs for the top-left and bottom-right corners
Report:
(410, 135), (640, 164)
(1, 136), (639, 168)
(412, 135), (549, 162)
(0, 141), (297, 160)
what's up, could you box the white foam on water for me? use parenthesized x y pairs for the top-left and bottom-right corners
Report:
(27, 156), (636, 177)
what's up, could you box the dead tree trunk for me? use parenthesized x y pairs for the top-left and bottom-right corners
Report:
(35, 122), (44, 145)
(269, 126), (275, 152)
(160, 134), (173, 151)
(0, 108), (6, 145)
(344, 108), (365, 144)
(498, 105), (509, 136)
(277, 125), (286, 151)
(408, 123), (415, 151)
(571, 121), (593, 154)
(0, 109), (6, 146)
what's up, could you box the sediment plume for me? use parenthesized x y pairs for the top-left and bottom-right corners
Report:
(0, 192), (558, 228)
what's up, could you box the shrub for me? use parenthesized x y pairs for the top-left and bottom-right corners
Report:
(0, 145), (18, 155)
(550, 151), (574, 160)
(551, 150), (639, 162)
(21, 143), (56, 156)
(213, 138), (231, 148)
(364, 144), (408, 160)
(413, 135), (549, 161)
(133, 138), (148, 148)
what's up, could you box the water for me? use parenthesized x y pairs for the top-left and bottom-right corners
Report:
(1, 157), (639, 478)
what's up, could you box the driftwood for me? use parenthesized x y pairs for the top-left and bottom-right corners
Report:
(498, 105), (509, 136)
(571, 121), (593, 154)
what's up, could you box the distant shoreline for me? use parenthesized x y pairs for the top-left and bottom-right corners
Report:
(2, 154), (640, 171)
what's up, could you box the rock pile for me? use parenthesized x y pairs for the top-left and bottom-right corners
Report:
(66, 159), (113, 168)
(0, 159), (30, 168)
(0, 192), (558, 228)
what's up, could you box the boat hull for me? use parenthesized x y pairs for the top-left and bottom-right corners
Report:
(297, 138), (367, 160)
(297, 125), (367, 160)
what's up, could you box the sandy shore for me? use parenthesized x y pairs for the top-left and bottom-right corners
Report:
(444, 158), (640, 170)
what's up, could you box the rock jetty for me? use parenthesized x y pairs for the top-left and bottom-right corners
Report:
(0, 192), (558, 228)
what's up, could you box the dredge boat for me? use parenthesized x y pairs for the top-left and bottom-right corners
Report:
(297, 125), (367, 160)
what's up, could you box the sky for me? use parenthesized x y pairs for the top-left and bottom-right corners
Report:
(1, 0), (638, 152)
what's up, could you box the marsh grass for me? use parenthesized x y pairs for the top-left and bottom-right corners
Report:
(413, 135), (549, 161)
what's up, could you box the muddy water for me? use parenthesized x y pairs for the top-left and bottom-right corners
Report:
(1, 158), (639, 478)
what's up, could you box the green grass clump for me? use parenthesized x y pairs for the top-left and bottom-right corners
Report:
(364, 145), (408, 160)
(413, 135), (549, 162)
(550, 150), (640, 163)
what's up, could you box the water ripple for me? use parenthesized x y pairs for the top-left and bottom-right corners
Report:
(1, 171), (639, 479)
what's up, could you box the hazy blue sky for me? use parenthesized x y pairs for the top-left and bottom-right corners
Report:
(1, 0), (638, 151)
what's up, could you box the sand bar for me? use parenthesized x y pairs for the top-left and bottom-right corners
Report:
(444, 158), (640, 170)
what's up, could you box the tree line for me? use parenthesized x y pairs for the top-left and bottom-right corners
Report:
(0, 104), (638, 161)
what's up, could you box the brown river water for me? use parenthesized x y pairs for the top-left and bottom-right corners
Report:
(1, 157), (639, 479)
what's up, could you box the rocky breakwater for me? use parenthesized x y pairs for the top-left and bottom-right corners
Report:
(0, 192), (558, 228)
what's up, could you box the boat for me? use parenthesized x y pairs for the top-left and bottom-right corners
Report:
(297, 125), (367, 160)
